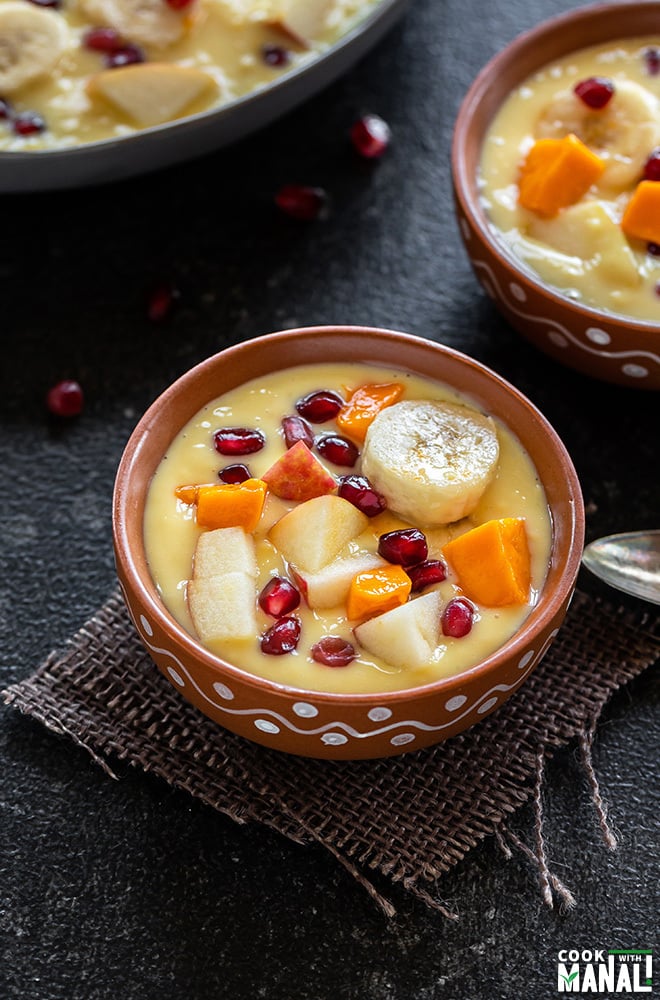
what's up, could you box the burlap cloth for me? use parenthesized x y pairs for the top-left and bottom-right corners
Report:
(3, 588), (658, 918)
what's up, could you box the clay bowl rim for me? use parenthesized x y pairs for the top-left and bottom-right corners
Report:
(451, 0), (660, 336)
(112, 325), (585, 708)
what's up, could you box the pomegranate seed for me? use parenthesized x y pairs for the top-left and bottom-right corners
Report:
(350, 113), (391, 158)
(337, 474), (386, 517)
(315, 434), (359, 467)
(165, 0), (195, 7)
(378, 528), (428, 566)
(83, 27), (124, 53)
(13, 111), (46, 136)
(441, 597), (475, 638)
(574, 77), (614, 110)
(218, 463), (251, 484)
(295, 389), (343, 422)
(262, 43), (290, 67)
(311, 636), (356, 667)
(282, 414), (314, 449)
(46, 380), (84, 417)
(147, 281), (179, 322)
(105, 44), (145, 69)
(647, 242), (660, 257)
(260, 616), (301, 655)
(259, 577), (301, 618)
(655, 281), (660, 298)
(27, 0), (60, 6)
(275, 184), (328, 221)
(644, 47), (660, 76)
(643, 147), (660, 181)
(0, 98), (12, 121)
(213, 427), (266, 456)
(406, 559), (447, 592)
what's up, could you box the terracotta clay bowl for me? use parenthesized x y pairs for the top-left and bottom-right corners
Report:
(452, 2), (660, 390)
(112, 326), (584, 760)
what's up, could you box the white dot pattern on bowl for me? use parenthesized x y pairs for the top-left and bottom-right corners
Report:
(390, 733), (415, 746)
(255, 719), (280, 735)
(368, 707), (392, 722)
(517, 650), (535, 670)
(621, 362), (649, 378)
(293, 702), (318, 718)
(167, 666), (184, 687)
(212, 682), (235, 701)
(509, 282), (526, 302)
(445, 695), (467, 712)
(548, 331), (568, 348)
(586, 327), (611, 345)
(477, 696), (499, 714)
(139, 614), (153, 637)
(322, 732), (348, 746)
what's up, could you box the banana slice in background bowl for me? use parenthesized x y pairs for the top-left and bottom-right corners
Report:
(0, 1), (70, 93)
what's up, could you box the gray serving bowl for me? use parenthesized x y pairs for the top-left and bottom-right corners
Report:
(0, 0), (410, 192)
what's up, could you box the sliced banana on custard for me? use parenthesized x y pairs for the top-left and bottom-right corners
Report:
(79, 0), (195, 48)
(360, 400), (500, 527)
(535, 79), (660, 192)
(0, 1), (69, 94)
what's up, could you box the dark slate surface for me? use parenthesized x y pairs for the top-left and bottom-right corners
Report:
(1, 0), (658, 997)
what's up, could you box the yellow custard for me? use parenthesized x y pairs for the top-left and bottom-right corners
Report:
(143, 362), (552, 695)
(479, 37), (660, 322)
(0, 0), (379, 150)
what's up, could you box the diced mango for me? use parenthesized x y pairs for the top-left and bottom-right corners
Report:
(176, 478), (267, 532)
(518, 134), (605, 217)
(442, 518), (531, 607)
(346, 564), (411, 621)
(621, 180), (660, 243)
(336, 382), (404, 442)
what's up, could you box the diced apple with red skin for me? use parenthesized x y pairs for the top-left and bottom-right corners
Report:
(269, 494), (368, 573)
(262, 440), (336, 502)
(187, 527), (257, 643)
(293, 551), (386, 609)
(354, 591), (442, 671)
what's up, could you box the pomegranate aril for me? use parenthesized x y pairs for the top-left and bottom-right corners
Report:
(147, 281), (180, 322)
(13, 111), (46, 136)
(295, 389), (343, 422)
(262, 43), (290, 67)
(105, 44), (145, 68)
(27, 0), (61, 6)
(46, 380), (84, 417)
(441, 597), (475, 638)
(165, 0), (195, 7)
(83, 26), (124, 51)
(315, 434), (359, 467)
(337, 474), (386, 517)
(275, 184), (328, 221)
(644, 47), (660, 76)
(574, 76), (614, 110)
(311, 636), (356, 667)
(378, 528), (428, 567)
(350, 113), (391, 159)
(213, 426), (266, 456)
(218, 463), (251, 484)
(258, 577), (301, 618)
(260, 615), (301, 655)
(643, 147), (660, 181)
(648, 242), (660, 256)
(406, 559), (447, 592)
(282, 414), (314, 450)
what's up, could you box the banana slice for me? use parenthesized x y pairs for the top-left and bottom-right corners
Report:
(535, 79), (660, 192)
(360, 400), (500, 527)
(0, 1), (69, 95)
(79, 0), (195, 48)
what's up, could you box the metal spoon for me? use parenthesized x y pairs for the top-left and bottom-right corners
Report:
(582, 530), (660, 605)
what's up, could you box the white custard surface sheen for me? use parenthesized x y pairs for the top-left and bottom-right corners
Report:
(144, 362), (552, 694)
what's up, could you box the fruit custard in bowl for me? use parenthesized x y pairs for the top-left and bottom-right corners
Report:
(479, 31), (660, 323)
(0, 0), (380, 149)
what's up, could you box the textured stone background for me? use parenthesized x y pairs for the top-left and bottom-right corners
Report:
(1, 0), (657, 997)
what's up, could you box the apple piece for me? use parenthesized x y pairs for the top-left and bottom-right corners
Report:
(188, 572), (257, 643)
(261, 439), (336, 501)
(192, 526), (257, 580)
(293, 552), (386, 609)
(354, 591), (442, 670)
(87, 63), (216, 127)
(270, 0), (334, 46)
(269, 494), (368, 573)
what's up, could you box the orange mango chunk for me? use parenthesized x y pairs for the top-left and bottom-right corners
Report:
(346, 564), (411, 621)
(518, 134), (605, 217)
(336, 382), (404, 442)
(175, 478), (267, 532)
(621, 180), (660, 243)
(442, 517), (531, 607)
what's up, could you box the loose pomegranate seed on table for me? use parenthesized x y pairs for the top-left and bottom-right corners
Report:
(574, 77), (614, 110)
(337, 475), (387, 517)
(262, 44), (290, 67)
(282, 414), (315, 449)
(258, 577), (301, 618)
(147, 282), (180, 322)
(315, 434), (359, 467)
(83, 27), (124, 53)
(218, 463), (251, 484)
(643, 148), (660, 181)
(295, 389), (343, 422)
(441, 597), (475, 638)
(260, 616), (302, 655)
(13, 111), (46, 137)
(275, 184), (328, 221)
(406, 559), (447, 592)
(213, 426), (266, 456)
(105, 45), (145, 69)
(311, 636), (356, 667)
(378, 528), (428, 567)
(46, 380), (84, 417)
(350, 113), (391, 159)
